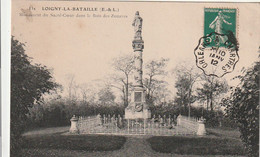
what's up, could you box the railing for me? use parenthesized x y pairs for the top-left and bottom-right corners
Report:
(71, 114), (205, 136)
(176, 115), (200, 134)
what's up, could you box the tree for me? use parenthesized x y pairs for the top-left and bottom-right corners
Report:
(66, 74), (79, 104)
(79, 83), (88, 104)
(221, 59), (259, 157)
(98, 85), (116, 106)
(111, 54), (134, 107)
(144, 58), (169, 105)
(78, 83), (96, 105)
(152, 81), (172, 105)
(197, 76), (228, 111)
(174, 75), (192, 113)
(173, 64), (200, 117)
(11, 37), (58, 156)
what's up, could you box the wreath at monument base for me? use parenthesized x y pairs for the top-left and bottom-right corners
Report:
(135, 103), (143, 112)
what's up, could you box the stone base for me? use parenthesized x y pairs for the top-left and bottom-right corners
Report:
(70, 115), (79, 134)
(125, 85), (151, 119)
(69, 128), (79, 134)
(125, 108), (151, 119)
(197, 121), (206, 136)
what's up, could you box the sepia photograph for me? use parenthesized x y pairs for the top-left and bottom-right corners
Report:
(6, 0), (260, 156)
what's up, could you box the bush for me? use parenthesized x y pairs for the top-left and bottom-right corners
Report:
(11, 37), (58, 156)
(220, 117), (238, 128)
(149, 103), (232, 127)
(27, 99), (125, 129)
(27, 98), (238, 131)
(222, 60), (259, 157)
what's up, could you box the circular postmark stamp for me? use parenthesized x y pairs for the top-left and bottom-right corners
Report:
(194, 32), (239, 77)
(195, 8), (239, 77)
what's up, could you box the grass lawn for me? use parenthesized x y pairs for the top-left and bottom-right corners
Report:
(22, 134), (126, 152)
(206, 127), (241, 139)
(147, 128), (246, 156)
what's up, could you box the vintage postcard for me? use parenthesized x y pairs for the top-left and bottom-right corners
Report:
(6, 0), (260, 156)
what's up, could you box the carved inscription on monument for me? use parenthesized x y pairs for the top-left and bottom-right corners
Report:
(134, 92), (142, 102)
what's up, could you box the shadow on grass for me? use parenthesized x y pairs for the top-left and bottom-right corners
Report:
(147, 136), (246, 155)
(206, 127), (241, 140)
(22, 134), (126, 152)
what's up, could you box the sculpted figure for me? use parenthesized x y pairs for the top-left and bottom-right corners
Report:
(132, 11), (143, 38)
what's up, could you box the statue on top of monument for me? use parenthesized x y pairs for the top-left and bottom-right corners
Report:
(132, 11), (143, 39)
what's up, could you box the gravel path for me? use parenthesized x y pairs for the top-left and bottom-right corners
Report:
(107, 135), (171, 157)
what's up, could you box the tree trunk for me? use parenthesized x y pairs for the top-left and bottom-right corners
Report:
(210, 92), (213, 111)
(210, 99), (213, 111)
(147, 75), (153, 102)
(126, 76), (129, 107)
(122, 86), (126, 107)
(206, 97), (209, 111)
(188, 89), (191, 118)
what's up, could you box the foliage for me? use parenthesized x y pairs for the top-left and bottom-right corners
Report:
(220, 116), (238, 128)
(111, 54), (134, 107)
(144, 80), (170, 105)
(151, 81), (172, 105)
(27, 100), (68, 128)
(144, 58), (169, 105)
(11, 37), (58, 156)
(66, 74), (78, 103)
(173, 64), (200, 115)
(26, 96), (234, 130)
(150, 103), (205, 118)
(27, 98), (125, 129)
(98, 85), (116, 105)
(197, 76), (228, 111)
(203, 110), (224, 127)
(149, 102), (235, 128)
(149, 102), (178, 118)
(221, 60), (259, 157)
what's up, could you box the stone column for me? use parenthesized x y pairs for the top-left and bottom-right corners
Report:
(132, 11), (144, 88)
(125, 11), (150, 119)
(133, 49), (143, 87)
(197, 118), (206, 136)
(70, 115), (79, 134)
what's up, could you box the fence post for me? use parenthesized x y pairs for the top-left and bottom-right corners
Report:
(70, 115), (79, 134)
(177, 114), (182, 126)
(135, 119), (138, 134)
(139, 122), (142, 134)
(131, 120), (134, 133)
(197, 118), (206, 136)
(128, 119), (130, 134)
(147, 121), (150, 134)
(87, 116), (90, 133)
(115, 117), (118, 133)
(144, 119), (146, 135)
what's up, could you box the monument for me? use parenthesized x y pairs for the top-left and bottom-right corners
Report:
(125, 11), (151, 119)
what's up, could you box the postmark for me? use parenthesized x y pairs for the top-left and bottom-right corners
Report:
(194, 8), (239, 77)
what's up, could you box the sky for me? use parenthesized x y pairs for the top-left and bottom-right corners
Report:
(11, 1), (260, 99)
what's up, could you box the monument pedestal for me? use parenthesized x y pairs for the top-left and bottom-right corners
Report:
(125, 108), (151, 119)
(125, 86), (151, 119)
(69, 115), (79, 134)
